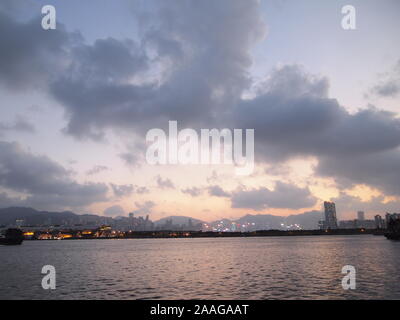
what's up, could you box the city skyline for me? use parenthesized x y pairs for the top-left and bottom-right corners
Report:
(0, 201), (394, 232)
(1, 0), (400, 222)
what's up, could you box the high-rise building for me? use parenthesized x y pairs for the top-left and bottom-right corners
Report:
(324, 201), (338, 229)
(357, 211), (365, 221)
(385, 213), (392, 229)
(374, 215), (384, 229)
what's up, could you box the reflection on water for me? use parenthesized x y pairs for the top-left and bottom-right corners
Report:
(0, 235), (399, 299)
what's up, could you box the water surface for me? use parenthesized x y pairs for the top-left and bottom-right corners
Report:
(1, 235), (399, 299)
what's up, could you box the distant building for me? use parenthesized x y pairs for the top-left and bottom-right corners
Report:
(357, 211), (365, 221)
(324, 201), (338, 229)
(339, 220), (357, 229)
(15, 219), (25, 228)
(338, 219), (376, 229)
(374, 215), (384, 229)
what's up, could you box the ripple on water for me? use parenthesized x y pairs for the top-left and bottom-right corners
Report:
(0, 236), (400, 299)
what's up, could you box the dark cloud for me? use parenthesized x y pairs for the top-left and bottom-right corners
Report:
(1, 0), (265, 139)
(231, 182), (317, 210)
(331, 192), (400, 218)
(0, 141), (108, 209)
(231, 65), (400, 196)
(50, 37), (151, 139)
(208, 185), (231, 198)
(235, 65), (400, 162)
(316, 149), (400, 197)
(0, 9), (72, 90)
(0, 0), (32, 14)
(2, 0), (400, 203)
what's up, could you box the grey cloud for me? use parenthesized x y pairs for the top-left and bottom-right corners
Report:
(235, 65), (400, 162)
(0, 192), (24, 207)
(373, 82), (400, 97)
(70, 38), (148, 82)
(119, 152), (142, 167)
(208, 185), (231, 198)
(3, 1), (400, 200)
(371, 60), (400, 98)
(110, 183), (149, 198)
(132, 201), (155, 215)
(331, 192), (400, 218)
(143, 30), (184, 61)
(0, 141), (108, 209)
(3, 0), (265, 139)
(136, 186), (150, 194)
(0, 0), (32, 14)
(0, 10), (71, 90)
(156, 175), (175, 189)
(0, 116), (35, 135)
(118, 141), (147, 167)
(316, 149), (400, 197)
(234, 65), (400, 196)
(50, 37), (150, 139)
(181, 187), (203, 197)
(231, 182), (317, 210)
(228, 64), (400, 197)
(104, 205), (125, 217)
(86, 165), (109, 176)
(111, 183), (134, 197)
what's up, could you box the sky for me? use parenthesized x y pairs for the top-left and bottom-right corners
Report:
(0, 0), (400, 222)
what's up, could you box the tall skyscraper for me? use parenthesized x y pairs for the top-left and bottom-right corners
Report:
(385, 213), (392, 228)
(374, 215), (384, 229)
(357, 211), (365, 221)
(324, 201), (338, 229)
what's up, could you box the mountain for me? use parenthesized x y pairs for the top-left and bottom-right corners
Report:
(236, 214), (283, 229)
(234, 211), (322, 230)
(285, 210), (323, 229)
(0, 207), (104, 226)
(0, 207), (39, 225)
(0, 206), (322, 230)
(208, 210), (322, 230)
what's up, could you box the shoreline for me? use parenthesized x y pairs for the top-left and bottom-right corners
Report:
(24, 228), (385, 241)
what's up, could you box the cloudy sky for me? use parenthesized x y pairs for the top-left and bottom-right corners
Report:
(1, 0), (400, 221)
